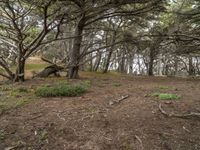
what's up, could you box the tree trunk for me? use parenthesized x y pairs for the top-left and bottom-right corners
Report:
(148, 48), (154, 76)
(14, 57), (25, 82)
(68, 16), (85, 79)
(165, 64), (169, 76)
(89, 53), (93, 71)
(188, 56), (194, 76)
(103, 31), (116, 73)
(128, 54), (134, 74)
(118, 50), (126, 73)
(174, 56), (178, 76)
(93, 51), (102, 72)
(103, 49), (112, 73)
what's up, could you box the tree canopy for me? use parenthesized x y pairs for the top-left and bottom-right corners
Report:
(0, 0), (200, 81)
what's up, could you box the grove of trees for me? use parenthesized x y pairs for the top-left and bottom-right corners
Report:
(0, 0), (200, 82)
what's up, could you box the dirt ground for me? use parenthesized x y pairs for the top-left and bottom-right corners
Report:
(0, 73), (200, 150)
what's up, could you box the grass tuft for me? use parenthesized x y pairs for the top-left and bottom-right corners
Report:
(0, 130), (5, 140)
(16, 87), (29, 93)
(157, 85), (178, 91)
(151, 92), (180, 100)
(25, 63), (48, 70)
(159, 93), (179, 100)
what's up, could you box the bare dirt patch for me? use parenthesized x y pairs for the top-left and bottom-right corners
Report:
(0, 73), (200, 150)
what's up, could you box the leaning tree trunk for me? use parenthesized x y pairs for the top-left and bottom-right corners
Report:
(93, 51), (102, 72)
(68, 16), (85, 79)
(103, 49), (112, 73)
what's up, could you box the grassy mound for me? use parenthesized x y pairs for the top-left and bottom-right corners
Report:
(35, 83), (87, 97)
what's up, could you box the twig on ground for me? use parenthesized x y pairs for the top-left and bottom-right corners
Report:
(52, 110), (67, 121)
(24, 114), (43, 121)
(5, 146), (19, 150)
(70, 127), (79, 137)
(158, 103), (200, 119)
(81, 115), (94, 121)
(135, 135), (143, 150)
(109, 95), (129, 105)
(56, 113), (66, 121)
(183, 126), (191, 133)
(103, 136), (112, 141)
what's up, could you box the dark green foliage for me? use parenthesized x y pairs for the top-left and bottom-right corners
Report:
(35, 83), (87, 97)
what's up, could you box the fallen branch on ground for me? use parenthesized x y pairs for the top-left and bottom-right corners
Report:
(135, 135), (144, 150)
(158, 103), (200, 119)
(109, 95), (129, 105)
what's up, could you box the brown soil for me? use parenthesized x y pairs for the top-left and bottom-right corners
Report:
(0, 74), (200, 150)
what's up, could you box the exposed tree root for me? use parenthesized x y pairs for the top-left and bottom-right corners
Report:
(158, 103), (200, 119)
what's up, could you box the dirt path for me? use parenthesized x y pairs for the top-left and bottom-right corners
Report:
(0, 75), (200, 150)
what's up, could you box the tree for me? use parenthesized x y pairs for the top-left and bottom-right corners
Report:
(60, 0), (166, 78)
(0, 0), (65, 82)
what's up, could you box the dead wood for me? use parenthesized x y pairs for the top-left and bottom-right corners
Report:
(135, 135), (144, 150)
(109, 95), (129, 105)
(41, 57), (55, 65)
(158, 103), (200, 119)
(33, 64), (64, 78)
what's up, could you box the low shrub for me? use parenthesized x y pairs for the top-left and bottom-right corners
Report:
(35, 83), (87, 97)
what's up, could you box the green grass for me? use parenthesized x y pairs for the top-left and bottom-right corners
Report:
(25, 63), (48, 70)
(151, 92), (180, 100)
(16, 87), (29, 93)
(0, 68), (4, 73)
(159, 93), (179, 100)
(157, 85), (177, 90)
(79, 80), (91, 88)
(0, 85), (35, 113)
(0, 130), (5, 140)
(0, 97), (32, 113)
(8, 87), (30, 97)
(35, 82), (88, 97)
(0, 63), (47, 75)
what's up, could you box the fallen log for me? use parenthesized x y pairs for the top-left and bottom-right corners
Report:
(33, 64), (64, 78)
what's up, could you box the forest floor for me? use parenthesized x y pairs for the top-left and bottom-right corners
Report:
(0, 66), (200, 150)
